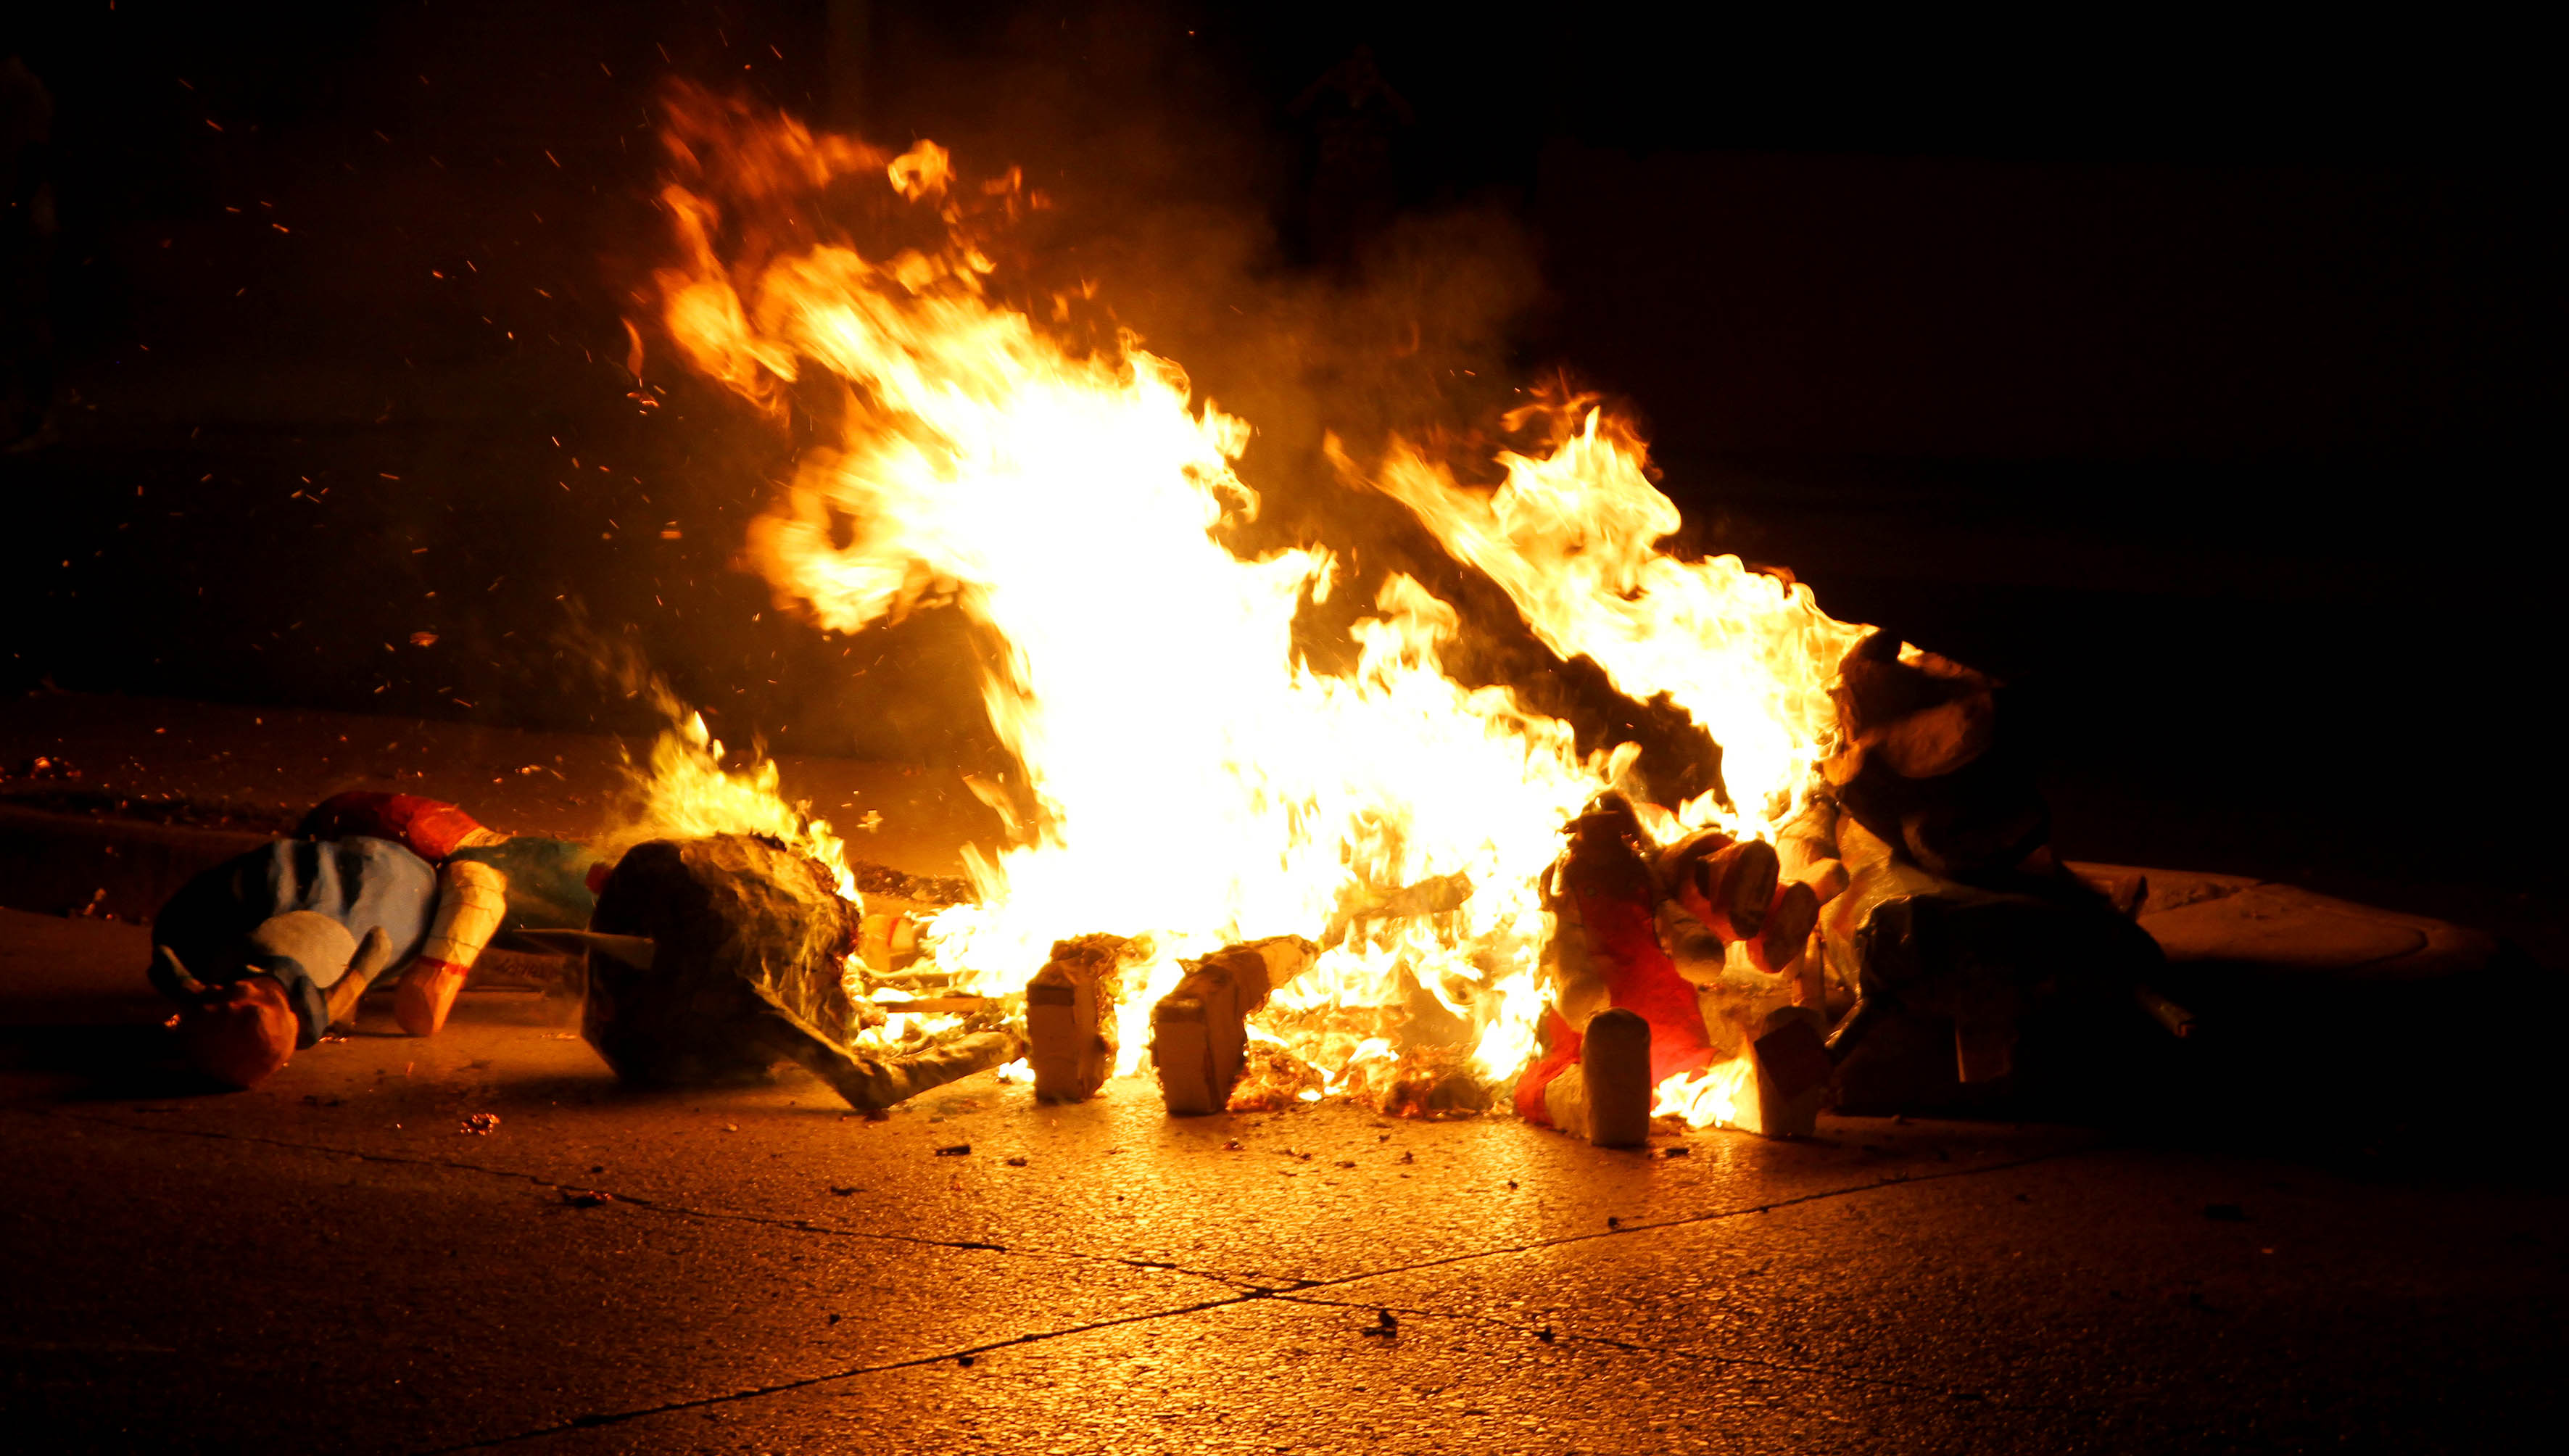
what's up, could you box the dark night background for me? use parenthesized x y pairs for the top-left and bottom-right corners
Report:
(1, 3), (2559, 946)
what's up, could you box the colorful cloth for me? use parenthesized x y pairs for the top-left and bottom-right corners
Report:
(299, 790), (600, 934)
(450, 836), (599, 934)
(150, 837), (439, 1046)
(298, 792), (495, 863)
(1515, 806), (1720, 1125)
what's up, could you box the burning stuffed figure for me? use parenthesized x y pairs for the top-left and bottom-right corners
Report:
(1513, 632), (2177, 1146)
(1512, 794), (1834, 1147)
(149, 793), (600, 1088)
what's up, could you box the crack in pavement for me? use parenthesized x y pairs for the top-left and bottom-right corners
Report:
(1257, 1144), (2093, 1293)
(41, 1103), (2088, 1294)
(409, 1288), (1272, 1454)
(1270, 1291), (1995, 1403)
(414, 1149), (2091, 1450)
(34, 1105), (1252, 1285)
(26, 1105), (2092, 1447)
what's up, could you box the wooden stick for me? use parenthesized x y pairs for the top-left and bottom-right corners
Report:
(2135, 986), (2195, 1038)
(869, 995), (1013, 1015)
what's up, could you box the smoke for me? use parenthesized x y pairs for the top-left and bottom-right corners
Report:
(624, 2), (1714, 798)
(857, 3), (1552, 500)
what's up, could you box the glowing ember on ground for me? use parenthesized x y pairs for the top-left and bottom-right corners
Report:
(626, 89), (1871, 1128)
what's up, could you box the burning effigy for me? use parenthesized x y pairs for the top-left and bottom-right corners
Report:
(592, 88), (2169, 1140)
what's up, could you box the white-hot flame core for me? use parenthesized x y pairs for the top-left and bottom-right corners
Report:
(647, 102), (1865, 1103)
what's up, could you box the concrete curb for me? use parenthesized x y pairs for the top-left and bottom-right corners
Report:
(0, 804), (270, 925)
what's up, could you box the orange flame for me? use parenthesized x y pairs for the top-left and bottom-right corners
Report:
(619, 708), (859, 904)
(1364, 401), (1868, 837)
(1652, 1059), (1758, 1130)
(642, 89), (1867, 1110)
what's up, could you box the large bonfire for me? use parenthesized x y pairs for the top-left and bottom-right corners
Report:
(636, 91), (1871, 1126)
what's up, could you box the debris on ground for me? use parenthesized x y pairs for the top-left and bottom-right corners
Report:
(935, 1143), (971, 1157)
(460, 1112), (501, 1136)
(560, 1189), (611, 1208)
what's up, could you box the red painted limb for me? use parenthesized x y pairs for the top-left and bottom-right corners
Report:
(297, 792), (489, 862)
(1581, 888), (1717, 1084)
(1560, 806), (1717, 1086)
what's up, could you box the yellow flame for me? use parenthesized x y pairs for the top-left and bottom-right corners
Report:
(641, 91), (1869, 1105)
(1368, 404), (1867, 836)
(625, 711), (859, 904)
(1653, 1059), (1758, 1130)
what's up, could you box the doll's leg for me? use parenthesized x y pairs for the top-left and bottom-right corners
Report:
(1524, 1008), (1652, 1147)
(320, 926), (398, 1030)
(395, 859), (508, 1036)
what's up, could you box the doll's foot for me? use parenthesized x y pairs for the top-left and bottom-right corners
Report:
(394, 959), (468, 1037)
(1579, 1007), (1653, 1147)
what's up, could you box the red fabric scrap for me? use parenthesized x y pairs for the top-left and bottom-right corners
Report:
(298, 792), (488, 864)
